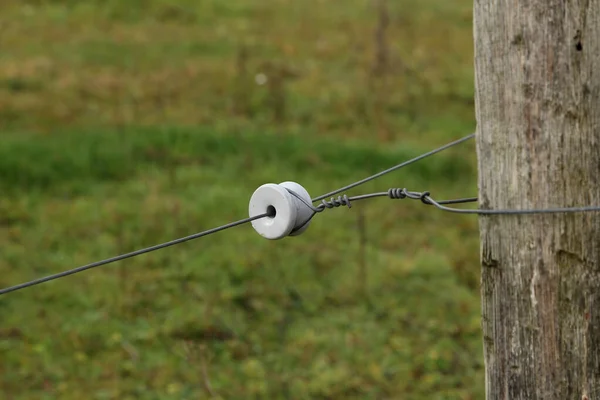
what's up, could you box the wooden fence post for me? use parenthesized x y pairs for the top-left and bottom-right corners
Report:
(474, 1), (600, 398)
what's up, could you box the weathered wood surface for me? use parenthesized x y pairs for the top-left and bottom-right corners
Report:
(474, 1), (600, 399)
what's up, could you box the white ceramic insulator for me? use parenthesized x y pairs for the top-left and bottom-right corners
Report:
(248, 181), (313, 240)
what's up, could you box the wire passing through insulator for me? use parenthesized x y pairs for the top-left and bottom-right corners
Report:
(6, 131), (600, 297)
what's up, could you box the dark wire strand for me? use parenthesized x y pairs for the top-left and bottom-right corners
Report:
(386, 188), (600, 215)
(0, 131), (478, 297)
(0, 213), (270, 296)
(347, 191), (478, 205)
(290, 188), (478, 212)
(7, 130), (599, 296)
(425, 196), (600, 215)
(311, 133), (475, 202)
(297, 185), (600, 216)
(436, 197), (479, 205)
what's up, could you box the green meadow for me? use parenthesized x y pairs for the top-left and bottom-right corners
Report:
(0, 1), (482, 398)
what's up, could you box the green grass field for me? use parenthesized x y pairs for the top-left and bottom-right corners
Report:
(0, 1), (482, 398)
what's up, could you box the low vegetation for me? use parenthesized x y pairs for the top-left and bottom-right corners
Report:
(0, 0), (482, 398)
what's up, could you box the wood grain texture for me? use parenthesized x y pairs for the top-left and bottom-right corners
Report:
(474, 1), (600, 399)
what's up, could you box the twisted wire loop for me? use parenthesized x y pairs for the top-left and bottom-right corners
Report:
(420, 191), (431, 204)
(285, 190), (352, 235)
(286, 190), (352, 213)
(387, 188), (407, 199)
(317, 195), (352, 210)
(387, 188), (431, 203)
(387, 188), (478, 206)
(17, 132), (599, 297)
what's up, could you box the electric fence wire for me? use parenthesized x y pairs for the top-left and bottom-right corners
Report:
(0, 213), (270, 295)
(381, 188), (600, 214)
(3, 131), (600, 296)
(298, 187), (600, 215)
(311, 133), (476, 202)
(0, 133), (476, 296)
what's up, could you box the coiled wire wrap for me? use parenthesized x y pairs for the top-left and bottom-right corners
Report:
(286, 190), (351, 213)
(387, 188), (431, 204)
(387, 188), (407, 199)
(317, 195), (352, 210)
(285, 191), (352, 235)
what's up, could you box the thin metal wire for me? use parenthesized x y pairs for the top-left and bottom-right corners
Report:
(349, 191), (478, 205)
(290, 188), (479, 214)
(386, 188), (600, 215)
(311, 133), (475, 202)
(5, 131), (600, 296)
(3, 135), (476, 296)
(296, 186), (600, 217)
(0, 213), (270, 296)
(436, 197), (479, 205)
(426, 196), (600, 215)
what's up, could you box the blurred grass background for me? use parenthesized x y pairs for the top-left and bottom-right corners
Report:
(0, 0), (481, 399)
